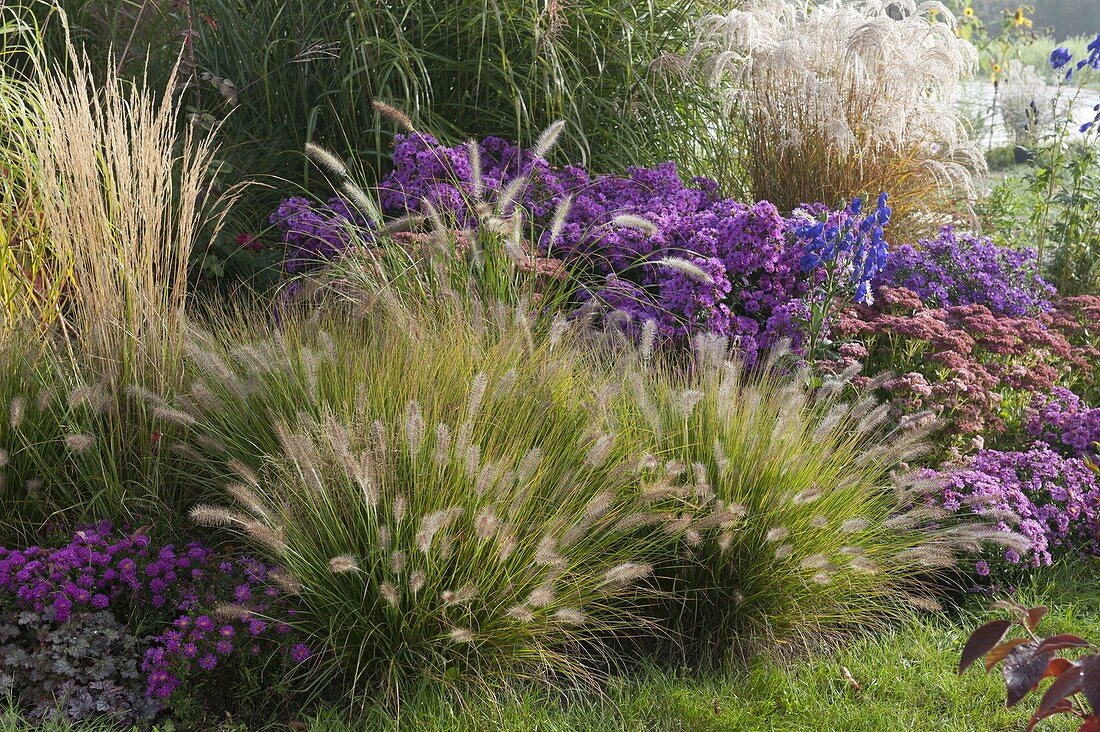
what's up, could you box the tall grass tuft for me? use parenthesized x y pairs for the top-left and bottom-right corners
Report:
(695, 0), (985, 234)
(169, 304), (673, 707)
(25, 34), (223, 390)
(0, 3), (67, 332)
(619, 336), (1022, 663)
(291, 132), (578, 321)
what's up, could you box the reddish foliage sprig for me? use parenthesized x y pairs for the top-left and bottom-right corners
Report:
(960, 601), (1100, 731)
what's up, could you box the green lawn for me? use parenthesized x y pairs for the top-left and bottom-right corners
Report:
(5, 563), (1097, 732)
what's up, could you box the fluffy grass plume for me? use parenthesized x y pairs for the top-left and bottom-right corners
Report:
(619, 335), (1017, 664)
(24, 26), (224, 389)
(173, 303), (669, 707)
(695, 0), (984, 235)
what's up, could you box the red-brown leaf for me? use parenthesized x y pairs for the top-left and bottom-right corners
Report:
(1047, 658), (1076, 680)
(1082, 655), (1100, 713)
(1027, 606), (1050, 631)
(986, 639), (1032, 672)
(1004, 641), (1056, 707)
(1034, 635), (1093, 657)
(1078, 716), (1100, 732)
(1030, 664), (1083, 729)
(960, 619), (1013, 675)
(1028, 699), (1076, 732)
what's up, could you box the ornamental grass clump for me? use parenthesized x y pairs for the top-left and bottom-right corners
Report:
(25, 34), (224, 390)
(694, 0), (984, 235)
(172, 306), (672, 706)
(620, 335), (1020, 663)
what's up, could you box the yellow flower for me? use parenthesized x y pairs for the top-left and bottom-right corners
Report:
(963, 7), (974, 17)
(1013, 8), (1032, 28)
(993, 63), (1002, 73)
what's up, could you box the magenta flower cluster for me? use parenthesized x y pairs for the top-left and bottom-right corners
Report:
(876, 227), (1054, 317)
(930, 446), (1100, 568)
(0, 523), (307, 708)
(1027, 387), (1100, 460)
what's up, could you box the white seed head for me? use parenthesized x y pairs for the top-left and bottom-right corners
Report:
(329, 554), (359, 574)
(442, 585), (477, 606)
(534, 536), (563, 567)
(584, 433), (615, 468)
(533, 119), (566, 159)
(304, 141), (350, 181)
(653, 257), (713, 284)
(497, 534), (518, 563)
(508, 605), (535, 622)
(448, 628), (475, 644)
(9, 396), (26, 429)
(602, 562), (652, 587)
(765, 527), (789, 543)
(553, 608), (587, 626)
(611, 213), (659, 237)
(64, 433), (95, 453)
(841, 518), (870, 533)
(380, 582), (399, 607)
(404, 400), (425, 455)
(528, 584), (555, 607)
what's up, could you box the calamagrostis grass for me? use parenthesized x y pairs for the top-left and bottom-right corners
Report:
(27, 38), (228, 390)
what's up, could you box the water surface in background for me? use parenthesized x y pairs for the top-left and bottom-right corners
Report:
(959, 79), (1100, 148)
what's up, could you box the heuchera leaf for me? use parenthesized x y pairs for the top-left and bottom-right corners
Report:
(986, 639), (1032, 672)
(1081, 654), (1100, 713)
(1028, 699), (1076, 732)
(1003, 641), (1056, 707)
(1028, 664), (1083, 731)
(1033, 635), (1092, 657)
(960, 619), (1013, 674)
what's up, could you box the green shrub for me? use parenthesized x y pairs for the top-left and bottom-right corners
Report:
(42, 0), (730, 287)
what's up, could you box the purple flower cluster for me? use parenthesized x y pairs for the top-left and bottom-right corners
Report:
(270, 196), (372, 273)
(273, 132), (898, 364)
(930, 447), (1100, 568)
(876, 228), (1054, 316)
(0, 523), (307, 707)
(1027, 387), (1100, 460)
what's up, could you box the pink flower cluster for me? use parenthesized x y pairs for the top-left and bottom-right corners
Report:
(830, 286), (1099, 442)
